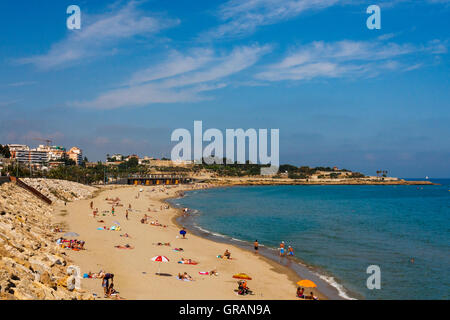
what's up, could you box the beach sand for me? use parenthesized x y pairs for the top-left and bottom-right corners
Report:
(55, 184), (322, 300)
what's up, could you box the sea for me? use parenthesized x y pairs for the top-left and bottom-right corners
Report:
(169, 178), (450, 300)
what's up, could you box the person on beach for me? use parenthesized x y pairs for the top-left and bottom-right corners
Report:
(223, 249), (231, 259)
(180, 228), (187, 239)
(90, 201), (93, 209)
(254, 240), (259, 254)
(287, 246), (294, 256)
(297, 287), (305, 298)
(125, 210), (129, 220)
(210, 269), (218, 276)
(279, 241), (286, 257)
(306, 292), (318, 300)
(102, 273), (114, 298)
(182, 272), (193, 281)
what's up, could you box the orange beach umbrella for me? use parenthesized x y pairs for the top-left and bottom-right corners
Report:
(296, 279), (317, 288)
(233, 273), (252, 280)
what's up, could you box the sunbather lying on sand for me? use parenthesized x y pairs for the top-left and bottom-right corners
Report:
(114, 244), (134, 249)
(178, 258), (198, 265)
(57, 238), (85, 250)
(153, 242), (171, 246)
(210, 269), (218, 276)
(173, 248), (183, 252)
(177, 272), (194, 281)
(84, 271), (104, 279)
(150, 221), (167, 227)
(120, 233), (131, 238)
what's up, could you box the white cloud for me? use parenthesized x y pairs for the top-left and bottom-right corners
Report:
(203, 0), (339, 39)
(70, 44), (271, 109)
(128, 49), (215, 85)
(201, 0), (450, 40)
(256, 39), (447, 81)
(6, 81), (37, 87)
(16, 1), (179, 70)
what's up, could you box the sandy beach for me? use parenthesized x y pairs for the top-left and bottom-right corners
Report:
(54, 183), (324, 300)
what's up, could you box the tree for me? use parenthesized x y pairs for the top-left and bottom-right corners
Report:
(0, 144), (11, 158)
(127, 157), (139, 168)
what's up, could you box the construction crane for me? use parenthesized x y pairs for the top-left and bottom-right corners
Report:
(33, 138), (53, 147)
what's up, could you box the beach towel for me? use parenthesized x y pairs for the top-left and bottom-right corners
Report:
(198, 272), (209, 275)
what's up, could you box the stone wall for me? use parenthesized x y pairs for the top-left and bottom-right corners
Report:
(0, 180), (96, 300)
(21, 178), (97, 205)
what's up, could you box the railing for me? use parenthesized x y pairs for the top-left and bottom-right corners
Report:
(9, 177), (52, 205)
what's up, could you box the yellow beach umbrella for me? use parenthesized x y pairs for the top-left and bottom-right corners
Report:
(233, 273), (252, 280)
(296, 279), (317, 288)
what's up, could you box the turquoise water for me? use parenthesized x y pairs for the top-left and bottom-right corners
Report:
(172, 179), (450, 300)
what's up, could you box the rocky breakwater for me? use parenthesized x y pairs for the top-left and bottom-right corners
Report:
(21, 178), (97, 205)
(0, 180), (97, 300)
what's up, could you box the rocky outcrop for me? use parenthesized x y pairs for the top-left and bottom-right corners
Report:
(21, 178), (97, 204)
(0, 181), (96, 300)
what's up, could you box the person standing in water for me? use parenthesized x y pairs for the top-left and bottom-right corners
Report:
(287, 246), (294, 256)
(254, 240), (259, 254)
(279, 241), (285, 257)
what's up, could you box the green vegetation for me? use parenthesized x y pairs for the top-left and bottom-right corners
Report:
(0, 144), (11, 158)
(0, 152), (367, 183)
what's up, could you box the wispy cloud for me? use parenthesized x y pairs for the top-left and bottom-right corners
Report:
(202, 0), (339, 40)
(0, 99), (22, 107)
(70, 44), (271, 109)
(6, 81), (37, 87)
(127, 48), (215, 85)
(201, 0), (450, 40)
(256, 39), (447, 81)
(15, 1), (179, 70)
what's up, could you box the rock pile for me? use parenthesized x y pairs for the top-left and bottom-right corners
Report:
(21, 178), (97, 204)
(0, 181), (96, 300)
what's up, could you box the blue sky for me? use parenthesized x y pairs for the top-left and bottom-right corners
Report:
(0, 0), (449, 178)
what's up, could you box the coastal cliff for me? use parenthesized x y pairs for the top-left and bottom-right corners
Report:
(0, 179), (96, 300)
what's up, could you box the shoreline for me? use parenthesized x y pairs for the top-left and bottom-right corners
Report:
(203, 178), (437, 186)
(167, 187), (352, 300)
(57, 183), (315, 300)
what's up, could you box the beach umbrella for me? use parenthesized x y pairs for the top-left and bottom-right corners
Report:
(296, 279), (317, 288)
(232, 273), (252, 280)
(151, 256), (169, 275)
(63, 232), (79, 238)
